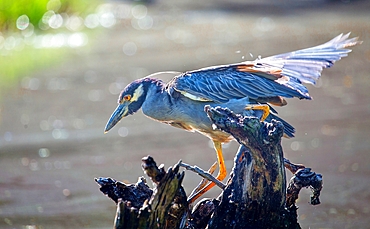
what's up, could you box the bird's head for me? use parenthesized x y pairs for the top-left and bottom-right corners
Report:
(104, 79), (147, 133)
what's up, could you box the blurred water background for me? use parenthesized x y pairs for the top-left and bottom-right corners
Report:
(0, 0), (370, 228)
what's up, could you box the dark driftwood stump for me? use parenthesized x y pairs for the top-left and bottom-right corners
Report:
(95, 106), (322, 229)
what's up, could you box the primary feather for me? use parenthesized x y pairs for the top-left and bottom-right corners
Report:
(167, 33), (361, 104)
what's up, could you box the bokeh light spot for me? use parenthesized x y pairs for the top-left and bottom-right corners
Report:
(68, 33), (88, 48)
(132, 5), (147, 19)
(351, 162), (359, 172)
(66, 15), (84, 31)
(137, 16), (153, 30)
(99, 12), (116, 28)
(85, 14), (100, 29)
(118, 127), (129, 137)
(109, 82), (122, 95)
(84, 70), (97, 83)
(63, 189), (71, 197)
(47, 0), (62, 12)
(29, 159), (40, 171)
(88, 89), (104, 102)
(49, 14), (63, 29)
(16, 15), (30, 30)
(123, 42), (137, 56)
(40, 120), (50, 131)
(38, 148), (51, 158)
(4, 132), (12, 142)
(21, 157), (30, 166)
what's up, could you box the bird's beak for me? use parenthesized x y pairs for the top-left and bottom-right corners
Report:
(104, 103), (129, 133)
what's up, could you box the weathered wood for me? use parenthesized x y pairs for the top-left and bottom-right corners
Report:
(96, 106), (323, 229)
(204, 106), (292, 229)
(95, 157), (188, 229)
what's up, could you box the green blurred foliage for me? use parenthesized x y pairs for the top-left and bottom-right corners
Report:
(0, 0), (48, 31)
(0, 0), (101, 32)
(0, 0), (102, 97)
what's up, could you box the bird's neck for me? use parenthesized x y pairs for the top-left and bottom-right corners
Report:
(141, 78), (173, 121)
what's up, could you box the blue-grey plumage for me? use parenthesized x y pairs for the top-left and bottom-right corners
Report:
(104, 33), (361, 202)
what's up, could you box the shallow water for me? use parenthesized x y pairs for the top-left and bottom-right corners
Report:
(1, 0), (370, 228)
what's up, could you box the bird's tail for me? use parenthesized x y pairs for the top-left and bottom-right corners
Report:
(266, 113), (295, 138)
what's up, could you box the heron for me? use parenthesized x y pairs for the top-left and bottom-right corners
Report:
(104, 33), (360, 202)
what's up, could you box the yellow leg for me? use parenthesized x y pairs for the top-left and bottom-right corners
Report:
(245, 104), (270, 121)
(188, 141), (227, 203)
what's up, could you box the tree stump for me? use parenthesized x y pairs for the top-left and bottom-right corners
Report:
(96, 106), (323, 229)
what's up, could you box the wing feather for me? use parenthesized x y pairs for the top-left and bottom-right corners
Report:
(167, 33), (361, 103)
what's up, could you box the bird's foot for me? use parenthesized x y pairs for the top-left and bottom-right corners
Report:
(245, 104), (270, 121)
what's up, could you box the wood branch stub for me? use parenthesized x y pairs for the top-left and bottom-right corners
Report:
(286, 168), (323, 208)
(95, 177), (152, 207)
(145, 158), (188, 229)
(205, 106), (296, 229)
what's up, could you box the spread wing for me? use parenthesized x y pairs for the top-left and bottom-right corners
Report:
(167, 33), (361, 104)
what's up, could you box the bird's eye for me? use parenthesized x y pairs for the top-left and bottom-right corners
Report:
(123, 95), (131, 101)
